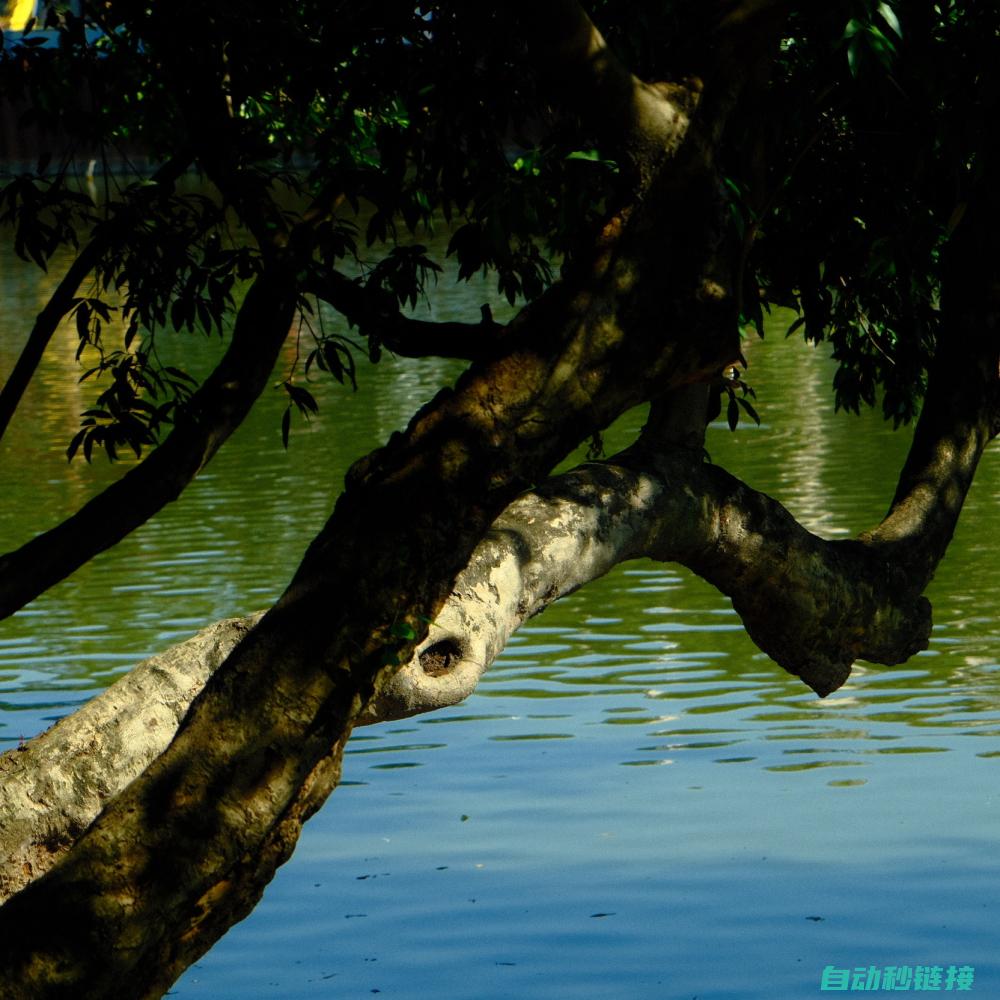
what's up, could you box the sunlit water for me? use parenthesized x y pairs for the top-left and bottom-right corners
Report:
(1, 224), (998, 998)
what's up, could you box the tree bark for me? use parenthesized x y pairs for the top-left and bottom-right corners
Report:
(3, 332), (993, 910)
(0, 616), (261, 903)
(20, 5), (995, 996)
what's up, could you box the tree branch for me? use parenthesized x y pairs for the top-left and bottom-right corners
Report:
(0, 242), (102, 444)
(862, 175), (1000, 582)
(306, 270), (507, 361)
(0, 614), (261, 902)
(0, 155), (192, 443)
(378, 314), (997, 711)
(514, 0), (698, 183)
(364, 440), (923, 715)
(0, 267), (298, 620)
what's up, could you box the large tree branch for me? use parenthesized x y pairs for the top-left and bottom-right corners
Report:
(0, 267), (298, 621)
(381, 297), (998, 711)
(5, 341), (992, 901)
(860, 166), (1000, 586)
(366, 441), (919, 717)
(0, 426), (898, 898)
(0, 615), (260, 902)
(305, 269), (507, 361)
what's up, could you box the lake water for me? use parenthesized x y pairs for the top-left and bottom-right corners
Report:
(1, 230), (998, 999)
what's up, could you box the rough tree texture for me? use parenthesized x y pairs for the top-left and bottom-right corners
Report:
(0, 616), (260, 903)
(2, 331), (994, 905)
(0, 2), (997, 997)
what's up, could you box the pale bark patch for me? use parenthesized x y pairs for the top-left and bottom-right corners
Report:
(0, 615), (260, 902)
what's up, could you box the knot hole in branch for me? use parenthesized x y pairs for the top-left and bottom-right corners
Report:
(419, 638), (464, 677)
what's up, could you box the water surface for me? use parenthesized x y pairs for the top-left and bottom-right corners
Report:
(1, 232), (998, 998)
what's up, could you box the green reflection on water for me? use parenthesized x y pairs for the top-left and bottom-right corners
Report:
(3, 213), (1000, 1000)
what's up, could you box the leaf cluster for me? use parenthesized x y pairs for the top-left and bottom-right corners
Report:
(67, 352), (197, 463)
(4, 0), (998, 458)
(0, 175), (91, 269)
(726, 0), (998, 424)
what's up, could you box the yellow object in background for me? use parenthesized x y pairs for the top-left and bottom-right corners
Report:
(3, 0), (37, 31)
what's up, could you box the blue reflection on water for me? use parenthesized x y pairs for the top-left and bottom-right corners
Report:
(171, 563), (1000, 998)
(2, 236), (998, 997)
(173, 659), (1000, 999)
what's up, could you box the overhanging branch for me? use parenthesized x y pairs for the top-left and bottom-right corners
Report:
(0, 155), (192, 443)
(363, 444), (927, 719)
(306, 270), (506, 361)
(0, 267), (298, 621)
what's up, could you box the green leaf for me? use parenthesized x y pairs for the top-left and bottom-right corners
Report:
(843, 17), (863, 40)
(90, 299), (112, 322)
(737, 396), (761, 425)
(847, 37), (860, 77)
(163, 366), (198, 385)
(390, 621), (417, 640)
(123, 317), (140, 350)
(285, 382), (319, 415)
(565, 149), (617, 172)
(877, 2), (902, 38)
(786, 315), (806, 338)
(75, 301), (90, 341)
(66, 428), (87, 462)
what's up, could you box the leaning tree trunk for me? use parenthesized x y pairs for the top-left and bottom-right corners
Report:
(0, 338), (993, 994)
(1, 6), (996, 998)
(0, 47), (742, 1000)
(2, 317), (995, 906)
